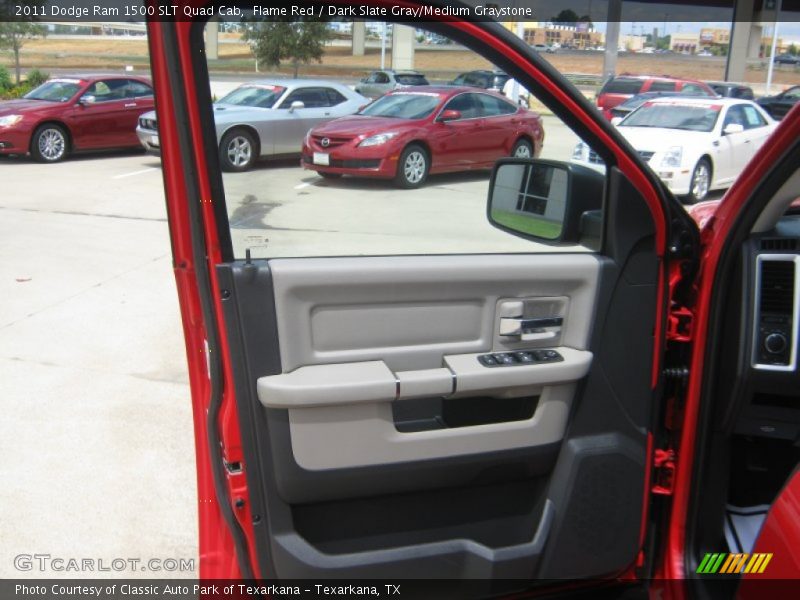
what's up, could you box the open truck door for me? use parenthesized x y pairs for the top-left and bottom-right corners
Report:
(147, 2), (707, 593)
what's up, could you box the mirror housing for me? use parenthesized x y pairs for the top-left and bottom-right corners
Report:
(486, 158), (604, 246)
(289, 100), (305, 112)
(723, 123), (744, 135)
(79, 95), (96, 105)
(610, 116), (623, 126)
(438, 109), (462, 122)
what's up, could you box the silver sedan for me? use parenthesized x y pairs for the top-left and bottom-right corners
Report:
(136, 79), (369, 171)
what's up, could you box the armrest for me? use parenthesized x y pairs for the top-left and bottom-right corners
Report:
(259, 361), (396, 408)
(258, 348), (592, 409)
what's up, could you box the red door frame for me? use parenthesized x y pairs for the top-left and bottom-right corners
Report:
(147, 1), (677, 582)
(659, 105), (800, 586)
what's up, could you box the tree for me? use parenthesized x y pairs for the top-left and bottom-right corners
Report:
(243, 21), (333, 78)
(789, 43), (799, 56)
(551, 9), (580, 25)
(0, 4), (47, 84)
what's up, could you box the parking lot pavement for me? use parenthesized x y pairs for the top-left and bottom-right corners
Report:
(0, 115), (581, 577)
(0, 151), (196, 578)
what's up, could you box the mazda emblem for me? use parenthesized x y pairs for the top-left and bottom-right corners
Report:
(321, 138), (330, 148)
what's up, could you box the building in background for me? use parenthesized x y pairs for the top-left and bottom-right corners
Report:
(670, 31), (700, 54)
(621, 34), (646, 52)
(502, 21), (605, 50)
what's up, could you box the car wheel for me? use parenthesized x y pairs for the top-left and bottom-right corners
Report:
(31, 124), (68, 163)
(318, 172), (342, 179)
(395, 144), (429, 189)
(511, 138), (533, 158)
(686, 158), (712, 204)
(220, 129), (257, 172)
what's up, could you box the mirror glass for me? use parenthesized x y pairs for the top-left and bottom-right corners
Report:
(488, 162), (568, 240)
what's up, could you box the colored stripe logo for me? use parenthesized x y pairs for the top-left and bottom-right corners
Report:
(697, 552), (773, 574)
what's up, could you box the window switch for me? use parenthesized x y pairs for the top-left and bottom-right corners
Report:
(515, 352), (535, 363)
(494, 353), (517, 365)
(478, 354), (497, 366)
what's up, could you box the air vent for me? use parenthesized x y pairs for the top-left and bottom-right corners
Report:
(760, 238), (798, 251)
(760, 260), (795, 314)
(753, 256), (798, 371)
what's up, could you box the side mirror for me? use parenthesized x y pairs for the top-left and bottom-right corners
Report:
(610, 116), (623, 126)
(79, 95), (96, 105)
(289, 100), (305, 112)
(487, 158), (604, 246)
(437, 109), (462, 122)
(723, 123), (744, 135)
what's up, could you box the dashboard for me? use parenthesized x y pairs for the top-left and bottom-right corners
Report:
(729, 215), (800, 441)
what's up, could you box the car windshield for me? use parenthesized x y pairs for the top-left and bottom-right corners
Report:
(24, 80), (81, 102)
(359, 92), (441, 119)
(621, 103), (720, 132)
(395, 74), (429, 85)
(216, 85), (286, 108)
(619, 95), (654, 110)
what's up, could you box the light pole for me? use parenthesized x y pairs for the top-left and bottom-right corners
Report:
(381, 22), (387, 70)
(766, 1), (782, 95)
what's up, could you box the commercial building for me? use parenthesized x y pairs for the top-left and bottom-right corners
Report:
(502, 21), (605, 50)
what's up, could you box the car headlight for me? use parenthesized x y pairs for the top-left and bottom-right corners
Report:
(304, 128), (312, 146)
(572, 142), (588, 160)
(660, 146), (683, 168)
(0, 114), (23, 128)
(358, 132), (399, 147)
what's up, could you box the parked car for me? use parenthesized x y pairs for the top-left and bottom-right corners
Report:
(573, 97), (777, 202)
(596, 75), (716, 117)
(705, 81), (755, 100)
(354, 70), (429, 99)
(773, 53), (800, 65)
(532, 43), (556, 53)
(757, 85), (800, 120)
(449, 69), (509, 92)
(136, 79), (368, 171)
(302, 86), (544, 187)
(606, 90), (709, 121)
(0, 75), (154, 162)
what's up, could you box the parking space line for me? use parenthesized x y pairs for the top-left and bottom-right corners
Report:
(113, 168), (158, 179)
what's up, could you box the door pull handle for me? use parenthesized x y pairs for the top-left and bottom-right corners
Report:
(499, 317), (563, 341)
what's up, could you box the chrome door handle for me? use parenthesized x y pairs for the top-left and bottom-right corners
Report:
(499, 316), (563, 340)
(124, 103), (137, 108)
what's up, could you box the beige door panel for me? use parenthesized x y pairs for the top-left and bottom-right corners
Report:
(282, 384), (578, 470)
(269, 254), (600, 373)
(260, 254), (600, 470)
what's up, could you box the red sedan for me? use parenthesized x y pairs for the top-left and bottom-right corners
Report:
(301, 86), (544, 187)
(0, 74), (154, 162)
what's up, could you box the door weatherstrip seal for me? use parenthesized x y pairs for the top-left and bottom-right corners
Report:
(157, 18), (254, 580)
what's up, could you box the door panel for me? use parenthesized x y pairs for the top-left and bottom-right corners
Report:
(71, 99), (130, 148)
(216, 175), (659, 579)
(253, 254), (598, 472)
(269, 255), (598, 371)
